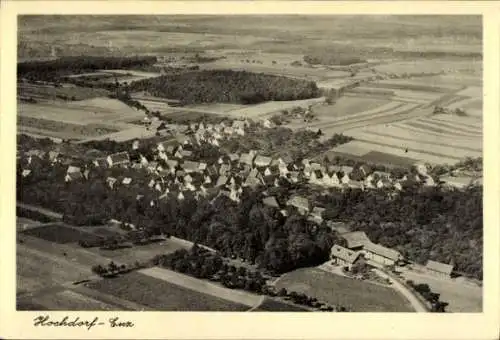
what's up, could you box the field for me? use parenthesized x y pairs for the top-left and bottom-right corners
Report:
(86, 271), (250, 311)
(18, 83), (110, 101)
(18, 97), (146, 141)
(140, 267), (263, 307)
(253, 297), (310, 312)
(17, 243), (92, 294)
(21, 224), (104, 244)
(275, 268), (413, 312)
(313, 97), (392, 119)
(401, 269), (482, 312)
(25, 289), (120, 311)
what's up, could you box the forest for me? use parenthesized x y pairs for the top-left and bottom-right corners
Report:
(128, 70), (321, 105)
(17, 56), (157, 82)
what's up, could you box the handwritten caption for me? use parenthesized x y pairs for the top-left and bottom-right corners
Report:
(33, 315), (134, 331)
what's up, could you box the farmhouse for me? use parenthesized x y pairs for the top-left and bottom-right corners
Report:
(342, 231), (371, 251)
(362, 242), (402, 266)
(107, 152), (130, 167)
(330, 245), (362, 270)
(425, 260), (454, 278)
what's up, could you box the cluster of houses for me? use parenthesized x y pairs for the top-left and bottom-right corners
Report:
(330, 230), (454, 279)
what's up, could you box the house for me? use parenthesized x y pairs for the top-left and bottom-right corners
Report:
(107, 152), (130, 167)
(424, 176), (435, 186)
(177, 191), (185, 201)
(349, 180), (364, 190)
(180, 150), (193, 158)
(362, 242), (402, 266)
(219, 163), (231, 176)
(262, 119), (275, 128)
(286, 195), (310, 214)
(342, 231), (371, 251)
(239, 153), (255, 166)
(182, 160), (201, 173)
(132, 140), (140, 150)
(122, 177), (132, 185)
(48, 151), (60, 163)
(425, 260), (454, 278)
(244, 174), (263, 188)
(67, 165), (81, 174)
(287, 171), (300, 183)
(262, 196), (280, 209)
(254, 155), (272, 168)
(394, 182), (403, 191)
(93, 157), (108, 168)
(65, 170), (83, 182)
(228, 153), (240, 163)
(309, 169), (324, 185)
(303, 164), (312, 178)
(223, 127), (234, 135)
(341, 166), (354, 175)
(330, 245), (362, 270)
(21, 169), (31, 178)
(341, 173), (351, 185)
(263, 167), (272, 177)
(359, 164), (372, 177)
(232, 120), (246, 130)
(309, 206), (326, 225)
(106, 177), (118, 189)
(324, 172), (340, 187)
(376, 177), (391, 189)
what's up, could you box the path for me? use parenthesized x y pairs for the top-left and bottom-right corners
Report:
(17, 202), (63, 220)
(373, 268), (428, 312)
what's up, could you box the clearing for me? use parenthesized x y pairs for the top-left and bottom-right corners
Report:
(274, 267), (417, 312)
(86, 271), (249, 311)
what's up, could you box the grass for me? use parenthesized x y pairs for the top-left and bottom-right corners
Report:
(21, 224), (104, 244)
(17, 243), (92, 293)
(28, 289), (120, 311)
(18, 83), (110, 101)
(253, 297), (310, 312)
(275, 268), (414, 312)
(314, 97), (391, 118)
(362, 151), (418, 167)
(18, 116), (117, 138)
(86, 271), (250, 311)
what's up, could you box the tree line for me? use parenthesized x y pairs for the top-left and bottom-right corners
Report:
(17, 56), (157, 82)
(128, 70), (321, 105)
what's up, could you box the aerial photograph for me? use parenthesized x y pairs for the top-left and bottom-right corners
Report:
(16, 15), (482, 313)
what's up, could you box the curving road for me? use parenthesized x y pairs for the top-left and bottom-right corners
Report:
(373, 268), (428, 312)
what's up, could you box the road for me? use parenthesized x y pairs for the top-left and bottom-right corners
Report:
(373, 268), (428, 313)
(17, 202), (63, 220)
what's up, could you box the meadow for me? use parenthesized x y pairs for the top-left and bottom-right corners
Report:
(275, 268), (414, 312)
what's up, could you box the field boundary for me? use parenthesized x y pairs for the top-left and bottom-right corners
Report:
(140, 266), (262, 308)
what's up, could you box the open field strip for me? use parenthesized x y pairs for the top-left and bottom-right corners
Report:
(414, 117), (482, 135)
(315, 96), (392, 118)
(18, 234), (115, 269)
(400, 121), (479, 138)
(275, 267), (413, 312)
(136, 100), (178, 113)
(390, 122), (479, 141)
(72, 284), (152, 311)
(465, 109), (482, 118)
(347, 132), (481, 159)
(308, 101), (407, 127)
(30, 289), (119, 311)
(368, 79), (462, 93)
(186, 103), (248, 113)
(391, 89), (442, 101)
(17, 243), (92, 293)
(329, 142), (372, 157)
(330, 140), (460, 165)
(99, 69), (161, 78)
(140, 266), (262, 307)
(358, 125), (482, 152)
(91, 239), (190, 264)
(75, 126), (157, 143)
(316, 106), (431, 135)
(429, 113), (483, 128)
(226, 97), (326, 119)
(311, 102), (420, 128)
(445, 97), (482, 110)
(455, 86), (482, 98)
(18, 126), (86, 140)
(389, 96), (435, 104)
(460, 98), (482, 110)
(87, 271), (249, 311)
